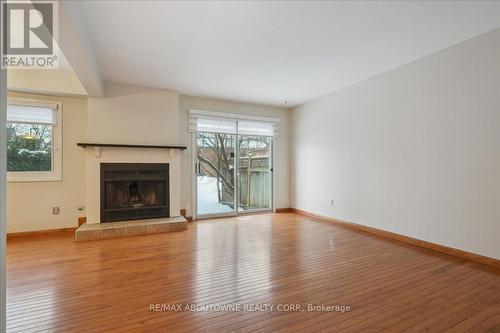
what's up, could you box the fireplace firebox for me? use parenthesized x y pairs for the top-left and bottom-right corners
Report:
(100, 163), (169, 222)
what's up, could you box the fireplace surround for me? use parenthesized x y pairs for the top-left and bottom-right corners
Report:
(100, 163), (170, 222)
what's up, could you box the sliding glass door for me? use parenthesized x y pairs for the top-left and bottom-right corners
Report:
(193, 114), (276, 219)
(237, 135), (272, 212)
(196, 132), (236, 217)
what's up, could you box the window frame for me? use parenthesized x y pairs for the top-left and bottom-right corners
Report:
(6, 97), (63, 182)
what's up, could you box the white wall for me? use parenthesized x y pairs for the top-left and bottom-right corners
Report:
(7, 70), (87, 97)
(291, 28), (500, 259)
(179, 95), (290, 216)
(87, 82), (179, 145)
(7, 92), (88, 233)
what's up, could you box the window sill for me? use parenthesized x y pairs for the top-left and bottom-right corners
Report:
(7, 172), (62, 183)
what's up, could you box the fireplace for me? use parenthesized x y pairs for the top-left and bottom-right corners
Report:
(100, 163), (169, 222)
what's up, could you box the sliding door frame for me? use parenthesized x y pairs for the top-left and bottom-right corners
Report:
(192, 131), (275, 220)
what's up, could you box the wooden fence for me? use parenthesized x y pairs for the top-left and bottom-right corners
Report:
(238, 156), (270, 209)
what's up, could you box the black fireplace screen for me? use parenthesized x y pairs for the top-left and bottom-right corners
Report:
(100, 163), (169, 222)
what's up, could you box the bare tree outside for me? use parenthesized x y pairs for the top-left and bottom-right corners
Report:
(197, 132), (271, 214)
(197, 132), (235, 206)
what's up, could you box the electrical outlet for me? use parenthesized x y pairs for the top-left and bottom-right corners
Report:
(330, 198), (334, 206)
(52, 206), (60, 215)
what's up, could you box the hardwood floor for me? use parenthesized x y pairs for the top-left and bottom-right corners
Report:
(6, 213), (500, 332)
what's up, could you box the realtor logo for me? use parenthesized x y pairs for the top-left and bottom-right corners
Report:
(1, 0), (58, 69)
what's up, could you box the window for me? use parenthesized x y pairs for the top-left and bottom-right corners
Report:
(6, 97), (62, 182)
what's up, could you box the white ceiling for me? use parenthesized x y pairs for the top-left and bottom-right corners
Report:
(64, 1), (500, 107)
